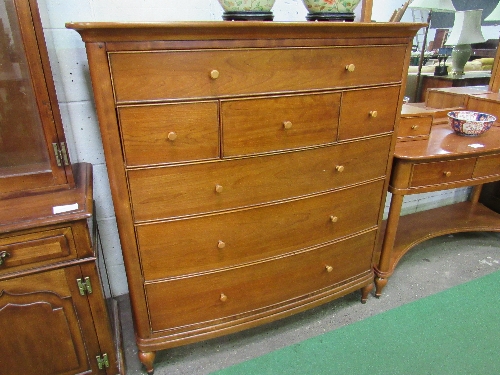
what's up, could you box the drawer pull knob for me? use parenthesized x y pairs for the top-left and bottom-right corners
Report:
(444, 171), (452, 177)
(215, 184), (224, 193)
(325, 265), (334, 273)
(335, 165), (344, 173)
(369, 110), (378, 118)
(210, 70), (220, 79)
(345, 64), (355, 72)
(411, 125), (419, 130)
(218, 240), (226, 249)
(0, 251), (10, 266)
(220, 293), (228, 302)
(283, 121), (293, 130)
(167, 132), (177, 141)
(330, 216), (338, 223)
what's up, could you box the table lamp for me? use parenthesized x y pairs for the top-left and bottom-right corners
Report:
(408, 0), (456, 101)
(445, 9), (485, 76)
(485, 2), (500, 22)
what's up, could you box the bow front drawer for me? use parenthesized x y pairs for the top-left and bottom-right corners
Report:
(410, 158), (476, 188)
(109, 46), (407, 103)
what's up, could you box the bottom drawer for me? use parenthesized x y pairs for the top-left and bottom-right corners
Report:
(145, 230), (376, 333)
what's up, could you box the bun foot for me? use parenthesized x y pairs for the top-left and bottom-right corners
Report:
(139, 351), (156, 374)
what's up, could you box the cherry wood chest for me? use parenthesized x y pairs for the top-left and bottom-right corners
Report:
(67, 22), (420, 373)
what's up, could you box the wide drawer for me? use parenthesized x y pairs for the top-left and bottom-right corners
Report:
(145, 230), (376, 332)
(109, 46), (407, 103)
(410, 158), (476, 188)
(0, 228), (77, 275)
(137, 180), (384, 280)
(128, 136), (391, 222)
(221, 93), (340, 156)
(473, 154), (500, 178)
(338, 86), (400, 140)
(118, 101), (219, 166)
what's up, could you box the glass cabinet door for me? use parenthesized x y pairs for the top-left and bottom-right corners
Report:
(0, 0), (73, 196)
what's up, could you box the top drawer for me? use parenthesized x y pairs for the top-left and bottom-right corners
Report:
(109, 45), (407, 103)
(0, 227), (77, 276)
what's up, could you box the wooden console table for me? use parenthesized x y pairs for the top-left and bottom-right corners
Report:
(420, 72), (491, 102)
(375, 124), (500, 296)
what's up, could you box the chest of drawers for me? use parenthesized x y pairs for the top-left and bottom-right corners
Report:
(67, 22), (420, 373)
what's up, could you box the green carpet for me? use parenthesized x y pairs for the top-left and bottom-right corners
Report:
(212, 270), (500, 375)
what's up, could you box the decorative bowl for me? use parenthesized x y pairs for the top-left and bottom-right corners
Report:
(217, 0), (276, 12)
(301, 0), (362, 14)
(447, 111), (496, 136)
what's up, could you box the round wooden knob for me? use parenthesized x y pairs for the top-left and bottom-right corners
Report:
(325, 265), (333, 273)
(345, 64), (355, 72)
(217, 240), (226, 249)
(283, 121), (293, 130)
(444, 171), (452, 177)
(210, 70), (220, 79)
(335, 165), (344, 173)
(220, 293), (228, 302)
(369, 111), (378, 118)
(167, 132), (177, 141)
(330, 216), (338, 223)
(411, 125), (419, 130)
(215, 184), (223, 193)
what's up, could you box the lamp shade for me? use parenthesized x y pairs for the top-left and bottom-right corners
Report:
(485, 2), (500, 21)
(408, 0), (456, 12)
(445, 10), (485, 45)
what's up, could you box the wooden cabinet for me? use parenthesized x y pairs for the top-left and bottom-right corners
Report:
(67, 22), (420, 374)
(0, 163), (120, 375)
(0, 0), (74, 197)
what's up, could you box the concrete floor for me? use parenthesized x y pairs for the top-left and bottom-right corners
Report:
(116, 231), (500, 375)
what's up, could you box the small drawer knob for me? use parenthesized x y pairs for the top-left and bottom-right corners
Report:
(345, 64), (355, 72)
(283, 121), (293, 130)
(220, 293), (228, 302)
(411, 125), (419, 130)
(167, 132), (177, 141)
(369, 110), (378, 118)
(335, 165), (344, 173)
(210, 70), (220, 79)
(218, 240), (226, 249)
(444, 171), (452, 177)
(215, 184), (224, 193)
(325, 265), (333, 273)
(0, 251), (10, 266)
(330, 216), (338, 223)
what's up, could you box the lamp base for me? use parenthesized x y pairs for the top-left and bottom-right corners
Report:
(451, 44), (472, 77)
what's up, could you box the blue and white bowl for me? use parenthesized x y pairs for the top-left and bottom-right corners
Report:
(447, 110), (496, 136)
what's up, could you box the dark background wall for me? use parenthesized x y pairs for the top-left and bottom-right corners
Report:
(431, 0), (499, 28)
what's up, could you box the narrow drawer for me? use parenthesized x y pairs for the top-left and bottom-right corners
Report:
(109, 46), (407, 103)
(145, 230), (376, 332)
(118, 101), (219, 166)
(0, 228), (77, 275)
(221, 93), (340, 156)
(128, 136), (391, 222)
(397, 115), (432, 139)
(410, 158), (476, 188)
(137, 180), (384, 280)
(338, 86), (400, 140)
(473, 154), (500, 178)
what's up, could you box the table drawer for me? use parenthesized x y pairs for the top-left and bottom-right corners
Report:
(410, 158), (476, 187)
(118, 101), (219, 166)
(145, 229), (375, 332)
(128, 136), (391, 222)
(109, 46), (407, 103)
(397, 115), (432, 139)
(221, 93), (340, 156)
(339, 86), (400, 140)
(0, 228), (77, 275)
(137, 180), (383, 280)
(473, 154), (500, 178)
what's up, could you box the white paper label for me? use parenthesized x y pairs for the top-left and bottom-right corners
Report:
(53, 203), (79, 215)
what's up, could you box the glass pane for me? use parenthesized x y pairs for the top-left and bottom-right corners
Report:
(0, 0), (50, 177)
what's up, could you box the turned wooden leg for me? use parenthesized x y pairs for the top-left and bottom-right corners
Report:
(374, 276), (388, 298)
(361, 282), (373, 303)
(138, 351), (156, 374)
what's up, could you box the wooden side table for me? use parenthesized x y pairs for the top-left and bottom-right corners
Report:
(420, 72), (491, 102)
(375, 125), (500, 296)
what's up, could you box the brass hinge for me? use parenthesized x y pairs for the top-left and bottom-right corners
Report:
(76, 277), (93, 296)
(96, 353), (110, 370)
(52, 142), (70, 167)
